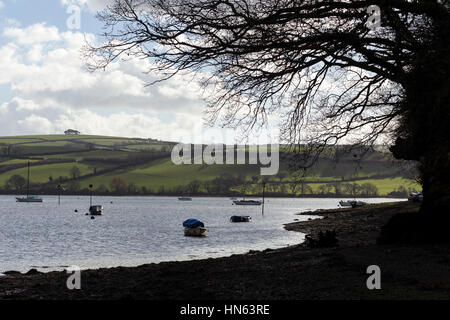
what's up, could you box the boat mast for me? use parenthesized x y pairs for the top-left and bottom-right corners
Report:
(262, 182), (266, 215)
(26, 161), (30, 198)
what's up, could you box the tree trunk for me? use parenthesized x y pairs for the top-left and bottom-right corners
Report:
(419, 147), (450, 216)
(386, 30), (450, 242)
(417, 13), (450, 218)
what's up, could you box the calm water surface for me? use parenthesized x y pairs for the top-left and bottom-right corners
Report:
(0, 195), (401, 273)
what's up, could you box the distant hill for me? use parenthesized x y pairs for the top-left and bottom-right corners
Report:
(0, 134), (420, 197)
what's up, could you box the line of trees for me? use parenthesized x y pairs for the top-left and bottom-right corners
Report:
(22, 176), (414, 198)
(0, 169), (417, 197)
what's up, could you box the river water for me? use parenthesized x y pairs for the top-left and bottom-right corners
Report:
(0, 195), (400, 273)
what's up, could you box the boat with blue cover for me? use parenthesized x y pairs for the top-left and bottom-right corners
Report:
(183, 218), (207, 237)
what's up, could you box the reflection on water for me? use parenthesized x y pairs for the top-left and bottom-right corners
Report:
(0, 195), (400, 273)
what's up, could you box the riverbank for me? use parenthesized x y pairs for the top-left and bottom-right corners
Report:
(1, 201), (449, 299)
(0, 191), (407, 199)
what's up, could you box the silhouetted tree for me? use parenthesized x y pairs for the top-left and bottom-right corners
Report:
(203, 181), (215, 195)
(276, 172), (287, 183)
(330, 182), (343, 196)
(158, 185), (166, 194)
(128, 182), (138, 194)
(186, 180), (202, 194)
(6, 174), (26, 191)
(388, 185), (409, 198)
(110, 177), (128, 193)
(360, 183), (379, 197)
(70, 166), (81, 179)
(343, 183), (362, 197)
(279, 183), (288, 195)
(288, 183), (300, 195)
(67, 180), (81, 192)
(96, 184), (109, 194)
(318, 184), (334, 196)
(299, 182), (313, 196)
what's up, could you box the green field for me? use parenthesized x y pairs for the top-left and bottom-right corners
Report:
(306, 177), (420, 195)
(78, 158), (263, 190)
(0, 134), (420, 196)
(0, 162), (94, 186)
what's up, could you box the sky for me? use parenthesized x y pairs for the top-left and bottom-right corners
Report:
(0, 0), (270, 144)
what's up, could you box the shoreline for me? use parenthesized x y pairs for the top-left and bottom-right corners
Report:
(0, 193), (409, 199)
(1, 201), (450, 299)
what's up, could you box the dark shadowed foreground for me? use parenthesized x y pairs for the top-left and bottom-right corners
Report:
(1, 202), (449, 300)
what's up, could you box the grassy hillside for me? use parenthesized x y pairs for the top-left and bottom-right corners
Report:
(0, 134), (421, 196)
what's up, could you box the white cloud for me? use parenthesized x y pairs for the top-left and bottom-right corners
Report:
(3, 23), (61, 45)
(7, 97), (43, 111)
(0, 23), (205, 114)
(18, 115), (54, 133)
(0, 1), (4, 10)
(61, 0), (114, 12)
(0, 22), (210, 140)
(4, 18), (21, 27)
(26, 44), (44, 62)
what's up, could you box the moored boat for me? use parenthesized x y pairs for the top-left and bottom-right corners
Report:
(230, 215), (252, 222)
(339, 200), (367, 208)
(178, 197), (193, 201)
(232, 200), (262, 206)
(351, 200), (367, 208)
(89, 205), (104, 215)
(184, 227), (208, 237)
(16, 162), (43, 203)
(339, 200), (353, 207)
(183, 218), (207, 237)
(16, 195), (43, 203)
(408, 192), (423, 202)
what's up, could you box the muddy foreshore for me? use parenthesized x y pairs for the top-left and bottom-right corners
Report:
(1, 201), (450, 300)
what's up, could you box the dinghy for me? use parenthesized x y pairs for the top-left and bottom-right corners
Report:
(230, 215), (252, 222)
(89, 205), (104, 216)
(184, 227), (208, 237)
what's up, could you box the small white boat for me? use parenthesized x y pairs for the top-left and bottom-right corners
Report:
(233, 200), (262, 206)
(89, 205), (104, 215)
(178, 197), (192, 201)
(184, 227), (208, 237)
(16, 195), (43, 203)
